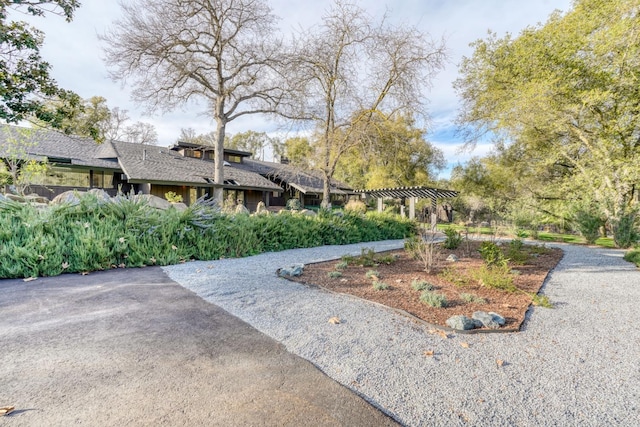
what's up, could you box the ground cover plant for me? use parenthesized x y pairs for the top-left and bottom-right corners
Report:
(0, 194), (415, 278)
(289, 239), (564, 330)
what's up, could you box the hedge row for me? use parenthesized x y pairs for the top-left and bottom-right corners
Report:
(0, 194), (416, 278)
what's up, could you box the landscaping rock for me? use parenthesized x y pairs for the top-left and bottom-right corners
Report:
(171, 202), (188, 212)
(51, 190), (85, 205)
(472, 311), (505, 329)
(299, 209), (317, 216)
(87, 188), (113, 203)
(446, 315), (478, 330)
(446, 254), (459, 262)
(4, 193), (25, 202)
(135, 194), (172, 210)
(24, 194), (49, 204)
(279, 264), (304, 277)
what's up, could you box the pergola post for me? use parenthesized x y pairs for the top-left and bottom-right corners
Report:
(430, 195), (437, 232)
(409, 197), (416, 220)
(377, 197), (383, 213)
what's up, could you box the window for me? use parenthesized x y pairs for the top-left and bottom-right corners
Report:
(226, 154), (242, 163)
(185, 149), (202, 158)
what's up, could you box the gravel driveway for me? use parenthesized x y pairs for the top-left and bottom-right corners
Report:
(164, 240), (640, 426)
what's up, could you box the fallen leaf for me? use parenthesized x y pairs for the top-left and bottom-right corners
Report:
(196, 269), (202, 273)
(423, 350), (434, 357)
(118, 263), (126, 269)
(460, 342), (470, 348)
(0, 406), (15, 416)
(496, 359), (505, 367)
(328, 317), (341, 324)
(395, 279), (403, 283)
(207, 265), (214, 269)
(23, 277), (37, 282)
(81, 272), (89, 276)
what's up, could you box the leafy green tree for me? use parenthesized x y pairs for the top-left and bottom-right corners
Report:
(276, 136), (313, 167)
(335, 115), (444, 189)
(0, 127), (49, 195)
(455, 0), (640, 246)
(226, 131), (273, 160)
(0, 1), (84, 130)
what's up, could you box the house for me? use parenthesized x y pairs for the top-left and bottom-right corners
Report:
(0, 125), (282, 211)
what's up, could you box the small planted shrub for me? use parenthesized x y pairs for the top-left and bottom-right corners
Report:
(344, 199), (367, 215)
(472, 264), (516, 292)
(411, 279), (434, 291)
(335, 260), (349, 270)
(506, 239), (529, 264)
(478, 241), (506, 267)
(439, 267), (472, 287)
(531, 294), (553, 308)
(443, 227), (463, 250)
(460, 293), (487, 304)
(404, 229), (441, 273)
(365, 269), (380, 279)
(286, 198), (301, 211)
(420, 290), (447, 308)
(573, 208), (604, 244)
(612, 212), (639, 249)
(372, 281), (390, 291)
(327, 270), (343, 279)
(624, 248), (640, 267)
(164, 191), (183, 203)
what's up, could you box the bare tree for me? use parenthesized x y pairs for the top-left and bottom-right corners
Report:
(101, 0), (284, 203)
(281, 1), (446, 207)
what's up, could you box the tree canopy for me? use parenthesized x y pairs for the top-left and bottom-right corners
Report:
(454, 0), (640, 245)
(0, 0), (83, 130)
(280, 1), (446, 207)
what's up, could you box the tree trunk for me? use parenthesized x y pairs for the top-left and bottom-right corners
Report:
(321, 170), (332, 209)
(213, 113), (226, 205)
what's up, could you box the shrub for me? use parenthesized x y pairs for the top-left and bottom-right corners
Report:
(344, 199), (367, 215)
(286, 198), (301, 211)
(573, 208), (604, 244)
(327, 271), (343, 278)
(460, 293), (487, 304)
(443, 227), (463, 249)
(365, 269), (380, 279)
(531, 294), (553, 308)
(405, 228), (441, 272)
(164, 191), (183, 203)
(471, 264), (516, 292)
(612, 212), (639, 249)
(411, 279), (434, 291)
(372, 281), (389, 291)
(623, 248), (640, 267)
(506, 239), (529, 264)
(419, 290), (447, 307)
(478, 241), (507, 267)
(335, 260), (349, 270)
(439, 266), (472, 287)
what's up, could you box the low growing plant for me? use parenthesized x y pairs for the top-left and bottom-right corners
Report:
(623, 248), (640, 267)
(439, 266), (472, 287)
(531, 293), (553, 308)
(471, 264), (517, 292)
(365, 269), (380, 279)
(443, 227), (463, 250)
(419, 290), (447, 307)
(335, 260), (349, 270)
(460, 293), (487, 304)
(478, 241), (507, 267)
(411, 279), (434, 291)
(506, 238), (529, 265)
(327, 270), (343, 279)
(372, 281), (390, 291)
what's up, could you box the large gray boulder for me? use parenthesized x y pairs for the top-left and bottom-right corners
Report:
(87, 188), (113, 203)
(51, 190), (85, 205)
(446, 315), (478, 331)
(134, 194), (171, 210)
(472, 311), (505, 329)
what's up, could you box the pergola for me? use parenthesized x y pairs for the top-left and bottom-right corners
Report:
(354, 186), (459, 228)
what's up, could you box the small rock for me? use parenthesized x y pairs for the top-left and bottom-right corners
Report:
(446, 315), (478, 330)
(395, 279), (403, 283)
(446, 254), (459, 262)
(472, 311), (504, 329)
(279, 264), (304, 277)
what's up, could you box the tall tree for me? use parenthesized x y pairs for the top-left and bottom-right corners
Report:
(0, 1), (84, 131)
(39, 96), (159, 144)
(226, 130), (273, 160)
(281, 1), (446, 207)
(101, 0), (284, 203)
(335, 114), (444, 189)
(455, 0), (640, 245)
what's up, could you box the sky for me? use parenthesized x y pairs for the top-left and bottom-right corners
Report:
(12, 0), (572, 178)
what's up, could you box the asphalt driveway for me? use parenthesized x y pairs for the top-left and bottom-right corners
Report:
(0, 267), (396, 426)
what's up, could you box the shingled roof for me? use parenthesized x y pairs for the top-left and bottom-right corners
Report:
(0, 124), (282, 192)
(0, 125), (120, 170)
(238, 159), (353, 195)
(112, 141), (281, 191)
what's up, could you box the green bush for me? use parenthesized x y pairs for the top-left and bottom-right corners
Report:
(623, 248), (640, 267)
(365, 269), (380, 279)
(411, 279), (434, 291)
(327, 271), (343, 278)
(478, 241), (507, 267)
(443, 227), (463, 249)
(419, 290), (447, 307)
(505, 239), (529, 264)
(612, 212), (639, 249)
(471, 264), (516, 292)
(460, 293), (487, 304)
(372, 281), (389, 291)
(573, 208), (604, 244)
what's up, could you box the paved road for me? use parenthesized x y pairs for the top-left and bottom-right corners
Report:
(0, 267), (396, 426)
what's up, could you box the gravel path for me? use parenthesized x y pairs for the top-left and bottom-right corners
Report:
(163, 241), (640, 426)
